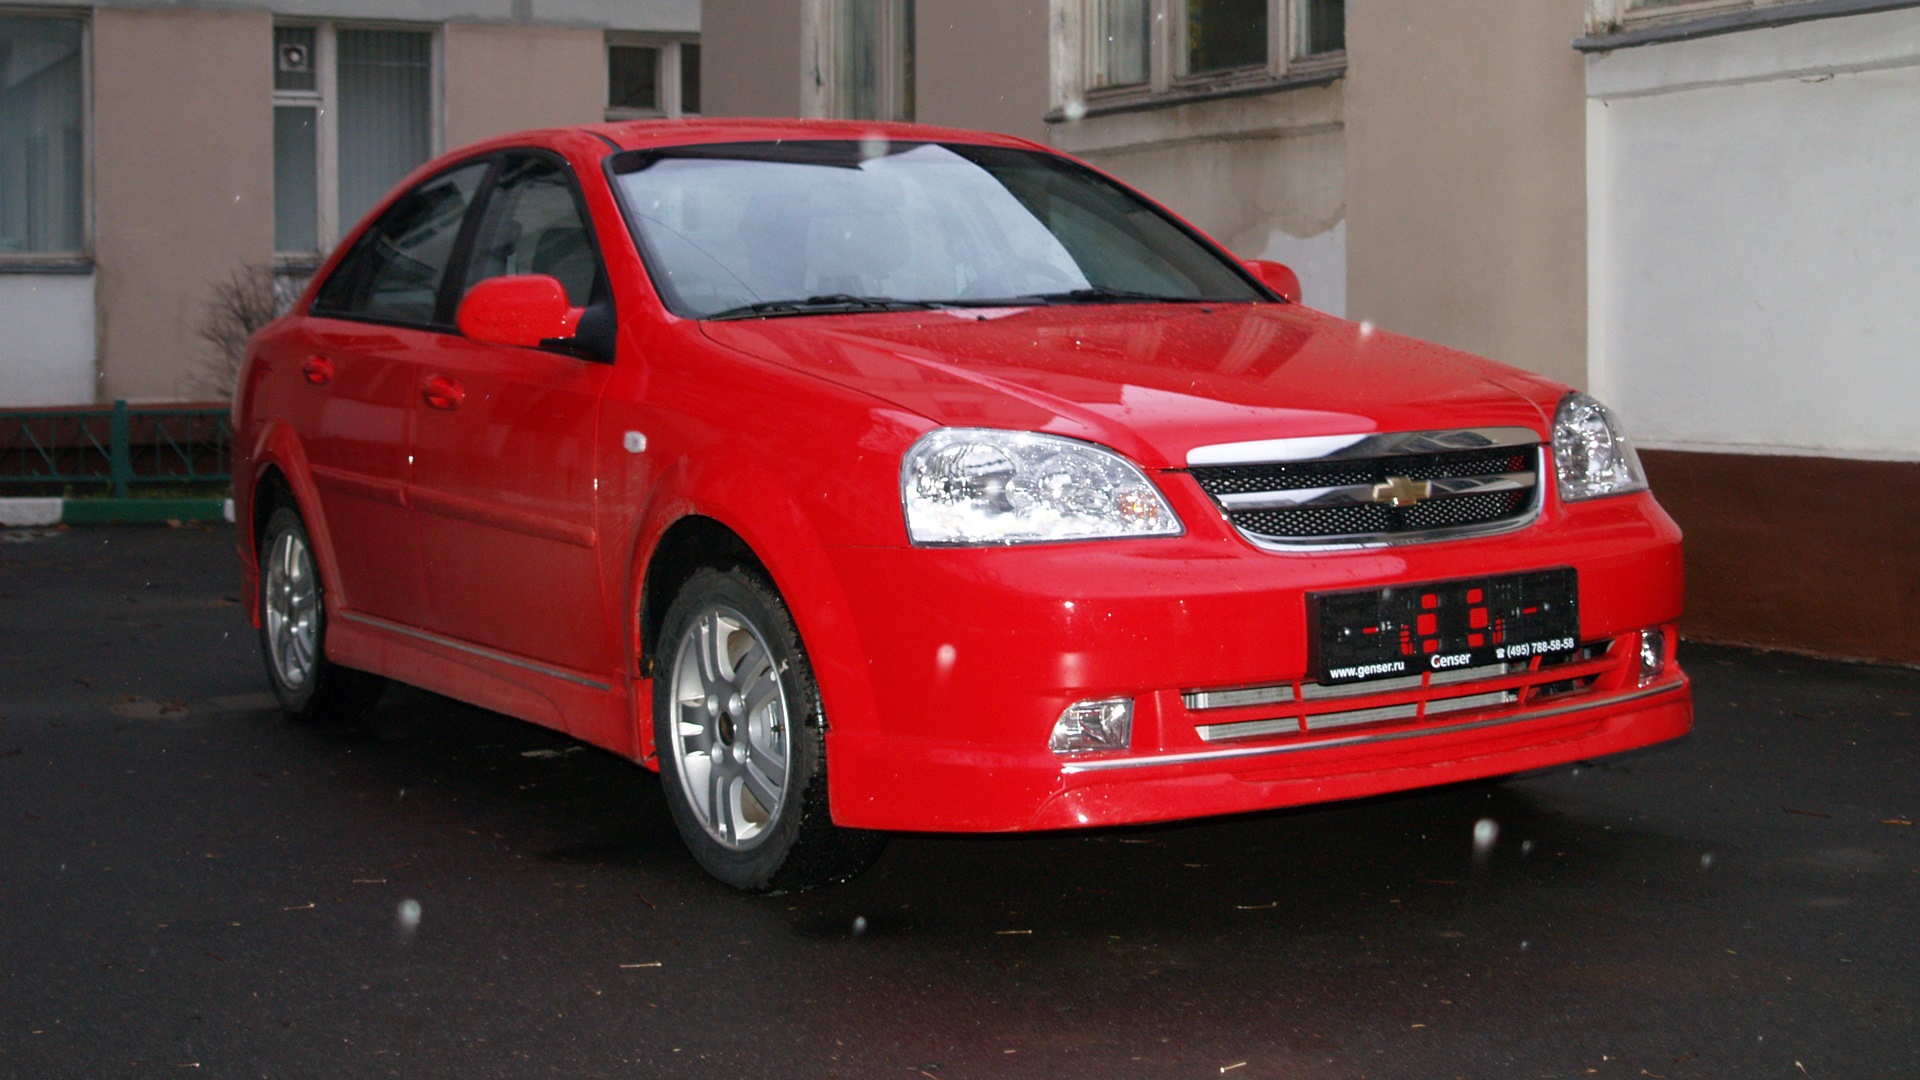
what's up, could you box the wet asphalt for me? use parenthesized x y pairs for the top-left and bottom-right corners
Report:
(1, 524), (1915, 1080)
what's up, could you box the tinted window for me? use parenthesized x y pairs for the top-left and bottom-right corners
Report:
(312, 161), (488, 325)
(462, 155), (600, 307)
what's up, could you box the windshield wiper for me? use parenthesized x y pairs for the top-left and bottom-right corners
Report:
(704, 294), (948, 321)
(1014, 285), (1219, 305)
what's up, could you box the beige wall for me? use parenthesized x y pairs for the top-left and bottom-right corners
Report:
(1344, 1), (1588, 386)
(701, 0), (1050, 136)
(93, 7), (274, 403)
(1053, 87), (1349, 313)
(444, 24), (608, 150)
(916, 0), (1049, 140)
(702, 0), (806, 117)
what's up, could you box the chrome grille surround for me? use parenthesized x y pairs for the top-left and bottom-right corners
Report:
(1185, 427), (1545, 550)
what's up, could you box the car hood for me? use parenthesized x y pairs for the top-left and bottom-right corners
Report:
(700, 303), (1562, 470)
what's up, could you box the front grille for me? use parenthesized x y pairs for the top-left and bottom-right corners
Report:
(1187, 433), (1541, 547)
(1403, 490), (1530, 529)
(1232, 503), (1394, 538)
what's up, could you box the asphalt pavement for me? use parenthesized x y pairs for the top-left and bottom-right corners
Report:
(1, 524), (1915, 1079)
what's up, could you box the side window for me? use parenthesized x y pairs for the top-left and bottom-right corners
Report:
(312, 161), (490, 324)
(461, 155), (601, 307)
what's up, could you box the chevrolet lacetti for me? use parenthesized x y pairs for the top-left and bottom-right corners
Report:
(235, 119), (1692, 891)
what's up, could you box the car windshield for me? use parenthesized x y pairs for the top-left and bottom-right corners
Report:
(609, 140), (1267, 319)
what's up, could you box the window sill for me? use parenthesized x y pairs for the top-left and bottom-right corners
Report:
(1046, 64), (1345, 124)
(0, 257), (94, 276)
(1575, 0), (1920, 52)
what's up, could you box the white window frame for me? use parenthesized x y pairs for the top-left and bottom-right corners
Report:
(605, 33), (701, 121)
(1062, 0), (1343, 115)
(272, 20), (443, 264)
(0, 7), (92, 267)
(800, 0), (915, 121)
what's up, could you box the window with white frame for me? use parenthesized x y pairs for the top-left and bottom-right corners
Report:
(804, 0), (915, 121)
(0, 13), (86, 259)
(606, 34), (701, 120)
(273, 23), (438, 260)
(1078, 0), (1341, 106)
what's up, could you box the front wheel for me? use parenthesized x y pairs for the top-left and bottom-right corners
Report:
(257, 505), (385, 727)
(654, 566), (884, 892)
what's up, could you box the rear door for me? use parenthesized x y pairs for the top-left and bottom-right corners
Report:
(294, 160), (490, 628)
(407, 151), (619, 681)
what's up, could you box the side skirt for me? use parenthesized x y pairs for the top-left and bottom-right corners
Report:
(328, 611), (639, 760)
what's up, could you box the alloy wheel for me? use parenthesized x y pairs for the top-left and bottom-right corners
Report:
(264, 527), (319, 690)
(667, 605), (792, 850)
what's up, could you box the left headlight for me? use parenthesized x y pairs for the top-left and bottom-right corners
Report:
(902, 428), (1182, 545)
(1552, 392), (1649, 502)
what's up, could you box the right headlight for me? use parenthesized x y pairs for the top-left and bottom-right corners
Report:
(901, 428), (1182, 545)
(1552, 392), (1649, 502)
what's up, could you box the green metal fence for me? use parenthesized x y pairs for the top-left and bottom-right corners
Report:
(0, 400), (232, 496)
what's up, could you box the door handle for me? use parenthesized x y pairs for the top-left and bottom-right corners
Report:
(300, 355), (334, 385)
(422, 374), (465, 410)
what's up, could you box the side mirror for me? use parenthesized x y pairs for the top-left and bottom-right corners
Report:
(1243, 259), (1302, 304)
(456, 275), (584, 348)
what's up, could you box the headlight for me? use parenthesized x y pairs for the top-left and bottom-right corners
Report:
(1552, 392), (1648, 502)
(902, 428), (1182, 545)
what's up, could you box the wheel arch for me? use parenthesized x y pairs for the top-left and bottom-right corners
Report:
(239, 422), (350, 623)
(636, 514), (763, 677)
(628, 498), (887, 772)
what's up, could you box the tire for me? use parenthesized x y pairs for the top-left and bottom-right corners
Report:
(654, 566), (885, 892)
(257, 505), (385, 727)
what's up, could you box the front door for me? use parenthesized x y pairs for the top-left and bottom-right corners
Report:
(407, 153), (618, 681)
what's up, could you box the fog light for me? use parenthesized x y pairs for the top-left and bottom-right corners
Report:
(1638, 628), (1667, 686)
(1050, 698), (1134, 754)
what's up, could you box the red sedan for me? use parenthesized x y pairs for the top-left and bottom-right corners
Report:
(235, 120), (1690, 892)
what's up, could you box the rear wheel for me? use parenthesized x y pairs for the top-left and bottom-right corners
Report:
(257, 505), (385, 726)
(654, 566), (884, 892)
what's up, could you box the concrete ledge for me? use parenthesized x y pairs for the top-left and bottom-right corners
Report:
(0, 496), (234, 526)
(0, 497), (63, 527)
(1576, 0), (1920, 53)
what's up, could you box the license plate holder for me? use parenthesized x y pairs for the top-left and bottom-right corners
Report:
(1308, 568), (1579, 686)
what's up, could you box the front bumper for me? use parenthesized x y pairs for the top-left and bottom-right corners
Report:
(817, 490), (1691, 832)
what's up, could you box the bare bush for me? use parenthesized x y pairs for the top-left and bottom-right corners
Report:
(193, 263), (300, 400)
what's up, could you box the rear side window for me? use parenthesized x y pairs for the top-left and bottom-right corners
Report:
(461, 155), (601, 306)
(312, 161), (489, 325)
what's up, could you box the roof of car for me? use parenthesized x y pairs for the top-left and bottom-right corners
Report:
(587, 117), (1049, 155)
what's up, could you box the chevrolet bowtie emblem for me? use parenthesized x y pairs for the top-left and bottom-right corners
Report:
(1371, 476), (1433, 507)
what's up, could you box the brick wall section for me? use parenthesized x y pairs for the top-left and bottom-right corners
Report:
(1641, 449), (1920, 664)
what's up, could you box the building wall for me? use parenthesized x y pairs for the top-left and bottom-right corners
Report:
(0, 0), (694, 409)
(1585, 8), (1920, 460)
(444, 23), (606, 150)
(916, 0), (1049, 141)
(701, 0), (805, 117)
(1051, 89), (1348, 314)
(1, 0), (698, 31)
(1345, 0), (1588, 388)
(1585, 6), (1920, 664)
(93, 6), (275, 403)
(0, 274), (95, 406)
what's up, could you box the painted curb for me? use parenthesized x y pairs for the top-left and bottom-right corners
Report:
(0, 497), (63, 527)
(0, 497), (234, 526)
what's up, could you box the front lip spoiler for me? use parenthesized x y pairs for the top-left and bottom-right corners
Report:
(1057, 680), (1686, 774)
